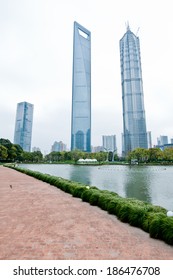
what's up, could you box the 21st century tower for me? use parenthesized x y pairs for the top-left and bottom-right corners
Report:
(71, 22), (91, 152)
(14, 101), (34, 152)
(120, 25), (148, 155)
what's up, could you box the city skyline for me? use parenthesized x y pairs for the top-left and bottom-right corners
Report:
(120, 25), (148, 155)
(1, 0), (173, 154)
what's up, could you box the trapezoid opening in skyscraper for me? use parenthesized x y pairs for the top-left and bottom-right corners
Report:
(120, 24), (148, 156)
(71, 21), (91, 152)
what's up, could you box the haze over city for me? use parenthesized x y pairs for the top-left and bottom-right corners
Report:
(1, 0), (173, 154)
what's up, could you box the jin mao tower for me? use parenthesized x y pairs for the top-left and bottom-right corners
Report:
(120, 25), (148, 155)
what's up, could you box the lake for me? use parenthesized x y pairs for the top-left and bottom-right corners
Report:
(19, 164), (173, 210)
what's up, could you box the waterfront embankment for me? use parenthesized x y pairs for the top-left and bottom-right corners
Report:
(0, 165), (173, 259)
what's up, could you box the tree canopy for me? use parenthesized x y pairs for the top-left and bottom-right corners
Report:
(1, 137), (173, 165)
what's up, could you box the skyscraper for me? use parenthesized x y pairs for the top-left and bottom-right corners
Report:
(51, 141), (67, 152)
(14, 101), (34, 152)
(157, 135), (168, 146)
(71, 21), (91, 152)
(102, 135), (117, 152)
(120, 25), (148, 155)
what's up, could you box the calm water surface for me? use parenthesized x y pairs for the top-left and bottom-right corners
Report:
(20, 164), (173, 210)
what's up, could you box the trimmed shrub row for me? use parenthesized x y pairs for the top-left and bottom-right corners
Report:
(7, 165), (173, 246)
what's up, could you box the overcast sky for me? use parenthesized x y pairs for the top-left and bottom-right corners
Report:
(0, 0), (173, 154)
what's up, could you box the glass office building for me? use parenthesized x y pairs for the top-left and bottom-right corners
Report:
(102, 135), (117, 152)
(120, 25), (148, 155)
(14, 101), (34, 152)
(71, 21), (91, 152)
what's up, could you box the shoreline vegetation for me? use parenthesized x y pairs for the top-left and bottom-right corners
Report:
(5, 164), (173, 246)
(2, 138), (173, 165)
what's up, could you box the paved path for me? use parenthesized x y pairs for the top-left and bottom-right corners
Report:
(0, 165), (173, 260)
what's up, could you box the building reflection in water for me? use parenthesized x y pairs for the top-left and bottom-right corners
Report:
(124, 166), (152, 204)
(69, 165), (92, 186)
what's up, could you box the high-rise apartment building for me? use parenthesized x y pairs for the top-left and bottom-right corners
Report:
(120, 25), (148, 155)
(102, 135), (117, 152)
(14, 101), (34, 152)
(71, 21), (91, 152)
(157, 135), (168, 146)
(51, 141), (67, 152)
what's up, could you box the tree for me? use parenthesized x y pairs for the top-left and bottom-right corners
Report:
(63, 151), (73, 161)
(0, 144), (8, 161)
(71, 150), (84, 163)
(113, 153), (119, 161)
(108, 151), (113, 161)
(147, 148), (163, 162)
(163, 148), (173, 162)
(0, 138), (12, 149)
(95, 151), (107, 163)
(7, 146), (17, 161)
(22, 151), (33, 162)
(128, 148), (148, 163)
(13, 144), (23, 161)
(32, 151), (43, 162)
(0, 138), (23, 162)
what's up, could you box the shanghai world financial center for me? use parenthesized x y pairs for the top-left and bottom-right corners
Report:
(71, 22), (147, 154)
(71, 22), (91, 152)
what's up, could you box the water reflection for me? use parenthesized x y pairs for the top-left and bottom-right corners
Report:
(124, 166), (151, 203)
(92, 165), (127, 197)
(19, 164), (173, 210)
(69, 165), (92, 186)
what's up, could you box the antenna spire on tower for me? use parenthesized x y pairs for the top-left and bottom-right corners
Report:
(126, 21), (130, 31)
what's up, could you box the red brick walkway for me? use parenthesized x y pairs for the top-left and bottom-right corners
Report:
(0, 166), (173, 260)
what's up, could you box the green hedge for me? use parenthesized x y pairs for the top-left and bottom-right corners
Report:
(6, 165), (173, 246)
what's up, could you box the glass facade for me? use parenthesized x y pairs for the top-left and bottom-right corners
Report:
(120, 26), (148, 155)
(102, 135), (117, 152)
(14, 101), (34, 152)
(71, 22), (91, 152)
